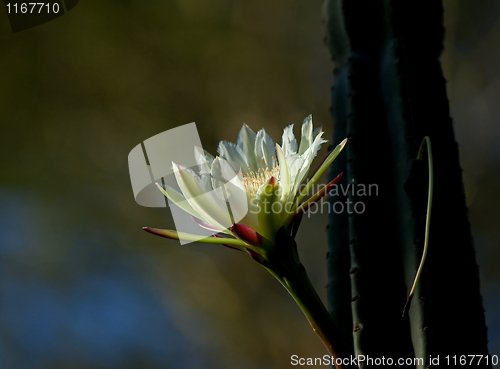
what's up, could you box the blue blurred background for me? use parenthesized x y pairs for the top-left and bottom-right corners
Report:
(0, 1), (498, 368)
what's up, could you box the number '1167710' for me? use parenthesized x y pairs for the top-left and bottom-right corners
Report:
(6, 3), (60, 14)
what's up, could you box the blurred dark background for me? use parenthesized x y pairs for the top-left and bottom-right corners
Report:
(0, 1), (498, 368)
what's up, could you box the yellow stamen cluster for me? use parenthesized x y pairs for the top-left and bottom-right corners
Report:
(243, 165), (280, 198)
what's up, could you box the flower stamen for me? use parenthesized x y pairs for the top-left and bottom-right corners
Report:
(243, 164), (280, 198)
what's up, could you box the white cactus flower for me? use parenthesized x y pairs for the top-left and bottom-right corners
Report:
(147, 115), (346, 248)
(141, 116), (349, 364)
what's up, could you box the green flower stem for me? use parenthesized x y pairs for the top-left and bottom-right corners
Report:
(263, 241), (355, 369)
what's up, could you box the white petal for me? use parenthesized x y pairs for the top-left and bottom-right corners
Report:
(215, 158), (249, 224)
(218, 141), (249, 173)
(237, 124), (258, 172)
(292, 132), (327, 195)
(194, 146), (214, 174)
(282, 124), (298, 156)
(286, 152), (304, 185)
(172, 162), (212, 193)
(276, 144), (291, 201)
(156, 183), (201, 220)
(298, 115), (313, 155)
(211, 157), (246, 199)
(173, 162), (232, 230)
(254, 128), (276, 169)
(313, 126), (322, 139)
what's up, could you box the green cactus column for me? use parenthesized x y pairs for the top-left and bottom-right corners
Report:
(323, 1), (490, 368)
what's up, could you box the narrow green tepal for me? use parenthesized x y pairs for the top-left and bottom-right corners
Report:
(323, 0), (490, 368)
